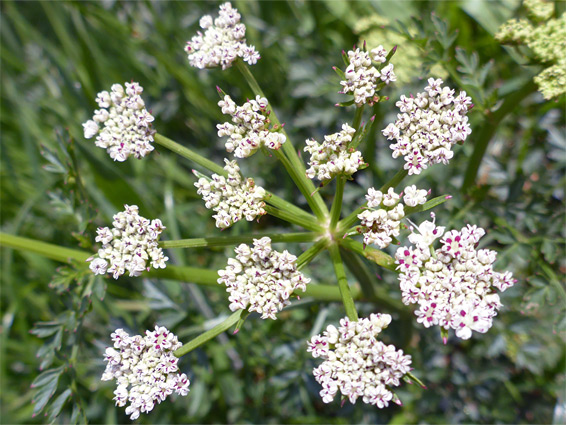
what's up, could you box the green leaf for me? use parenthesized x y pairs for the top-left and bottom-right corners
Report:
(92, 276), (106, 301)
(30, 322), (62, 338)
(31, 366), (64, 416)
(31, 366), (64, 389)
(46, 389), (72, 423)
(70, 403), (87, 425)
(541, 239), (557, 264)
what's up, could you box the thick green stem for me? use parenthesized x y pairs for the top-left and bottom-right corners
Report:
(155, 133), (227, 176)
(340, 238), (396, 271)
(1, 233), (354, 302)
(174, 310), (243, 358)
(304, 283), (361, 301)
(264, 193), (315, 222)
(0, 232), (89, 262)
(264, 205), (323, 232)
(328, 244), (358, 321)
(329, 175), (345, 230)
(340, 248), (405, 313)
(161, 232), (318, 249)
(235, 59), (328, 219)
(462, 78), (537, 191)
(338, 168), (409, 233)
(296, 239), (328, 269)
(339, 247), (376, 300)
(273, 149), (326, 219)
(380, 168), (409, 192)
(147, 266), (219, 285)
(352, 106), (365, 131)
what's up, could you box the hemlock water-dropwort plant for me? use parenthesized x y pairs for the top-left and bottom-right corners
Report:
(82, 1), (514, 417)
(2, 2), (530, 422)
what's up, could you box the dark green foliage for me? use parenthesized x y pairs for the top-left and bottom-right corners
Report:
(1, 1), (564, 424)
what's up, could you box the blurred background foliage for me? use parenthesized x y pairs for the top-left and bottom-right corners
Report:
(1, 0), (564, 423)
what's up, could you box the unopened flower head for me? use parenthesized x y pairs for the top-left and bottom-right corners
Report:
(101, 326), (190, 420)
(217, 237), (311, 319)
(304, 123), (366, 182)
(496, 6), (565, 100)
(83, 82), (156, 162)
(88, 205), (168, 279)
(395, 215), (516, 340)
(184, 2), (260, 69)
(308, 314), (411, 407)
(383, 79), (472, 175)
(339, 47), (396, 106)
(194, 159), (266, 229)
(217, 94), (286, 158)
(357, 185), (428, 249)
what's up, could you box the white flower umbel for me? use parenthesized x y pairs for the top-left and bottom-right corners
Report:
(216, 94), (286, 158)
(339, 47), (396, 106)
(383, 78), (473, 175)
(101, 326), (190, 420)
(304, 123), (367, 182)
(395, 215), (516, 340)
(357, 185), (428, 249)
(184, 2), (260, 69)
(217, 237), (311, 319)
(88, 205), (168, 279)
(194, 159), (266, 229)
(83, 82), (156, 162)
(308, 314), (411, 407)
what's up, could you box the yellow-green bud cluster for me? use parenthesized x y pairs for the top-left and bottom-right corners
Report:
(496, 1), (566, 100)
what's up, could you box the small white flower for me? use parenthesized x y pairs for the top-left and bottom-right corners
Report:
(384, 79), (472, 175)
(304, 123), (365, 182)
(339, 47), (396, 106)
(395, 217), (516, 340)
(101, 326), (190, 420)
(403, 185), (428, 207)
(380, 63), (396, 84)
(89, 257), (108, 275)
(83, 82), (156, 161)
(88, 205), (168, 279)
(216, 94), (285, 158)
(194, 159), (266, 229)
(358, 186), (429, 249)
(83, 120), (99, 139)
(308, 314), (411, 408)
(218, 237), (310, 319)
(185, 2), (260, 70)
(370, 45), (387, 63)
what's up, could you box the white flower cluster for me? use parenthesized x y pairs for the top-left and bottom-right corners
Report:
(340, 47), (396, 106)
(304, 123), (366, 182)
(102, 326), (190, 420)
(357, 185), (428, 248)
(382, 78), (473, 175)
(88, 205), (168, 279)
(217, 237), (311, 319)
(184, 2), (260, 69)
(194, 159), (266, 229)
(307, 314), (411, 408)
(216, 94), (286, 158)
(83, 82), (155, 162)
(395, 216), (516, 340)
